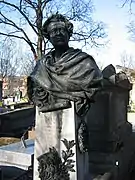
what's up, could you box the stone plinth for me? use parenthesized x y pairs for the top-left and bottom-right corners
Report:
(34, 103), (89, 180)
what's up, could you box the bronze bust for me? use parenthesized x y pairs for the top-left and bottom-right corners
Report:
(27, 14), (102, 116)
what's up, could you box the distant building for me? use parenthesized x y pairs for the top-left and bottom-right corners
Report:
(1, 76), (27, 98)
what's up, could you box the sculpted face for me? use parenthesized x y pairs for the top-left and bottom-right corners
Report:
(47, 22), (70, 47)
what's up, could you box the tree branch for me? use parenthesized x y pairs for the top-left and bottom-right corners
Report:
(121, 0), (134, 13)
(0, 10), (37, 57)
(41, 0), (52, 11)
(25, 0), (37, 10)
(0, 31), (37, 59)
(0, 0), (38, 34)
(0, 32), (26, 40)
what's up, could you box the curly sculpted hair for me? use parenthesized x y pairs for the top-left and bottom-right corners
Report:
(42, 13), (73, 39)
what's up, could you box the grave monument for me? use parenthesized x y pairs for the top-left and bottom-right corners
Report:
(86, 64), (133, 180)
(27, 13), (102, 180)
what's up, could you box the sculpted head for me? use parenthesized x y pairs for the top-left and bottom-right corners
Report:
(43, 14), (73, 47)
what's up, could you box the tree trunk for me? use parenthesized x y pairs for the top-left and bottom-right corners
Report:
(36, 0), (43, 59)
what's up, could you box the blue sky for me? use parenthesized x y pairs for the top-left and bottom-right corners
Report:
(90, 0), (135, 68)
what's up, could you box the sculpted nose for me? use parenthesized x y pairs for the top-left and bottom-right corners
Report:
(56, 29), (61, 35)
(56, 31), (59, 35)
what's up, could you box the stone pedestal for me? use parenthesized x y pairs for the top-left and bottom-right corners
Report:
(34, 103), (89, 180)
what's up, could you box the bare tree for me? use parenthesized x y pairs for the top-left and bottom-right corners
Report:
(117, 51), (135, 81)
(121, 0), (134, 11)
(120, 51), (135, 69)
(118, 50), (135, 82)
(121, 0), (135, 40)
(0, 38), (19, 80)
(20, 53), (36, 76)
(0, 38), (20, 96)
(126, 21), (135, 41)
(0, 0), (107, 60)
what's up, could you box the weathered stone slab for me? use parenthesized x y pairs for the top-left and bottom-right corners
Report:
(0, 139), (34, 170)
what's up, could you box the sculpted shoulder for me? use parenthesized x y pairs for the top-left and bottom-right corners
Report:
(74, 48), (99, 66)
(72, 48), (96, 60)
(31, 48), (100, 75)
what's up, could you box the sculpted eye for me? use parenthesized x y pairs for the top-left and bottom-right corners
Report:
(60, 29), (65, 33)
(49, 29), (57, 35)
(52, 30), (56, 33)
